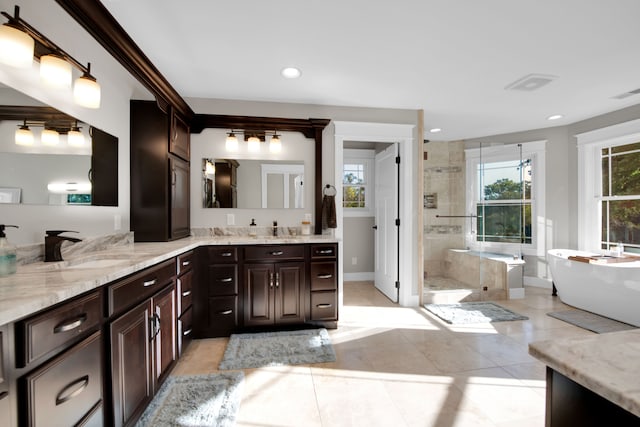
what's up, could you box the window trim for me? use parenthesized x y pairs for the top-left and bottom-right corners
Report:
(465, 140), (546, 256)
(342, 149), (375, 217)
(576, 118), (640, 251)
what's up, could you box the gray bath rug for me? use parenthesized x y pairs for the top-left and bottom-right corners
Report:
(135, 372), (244, 427)
(547, 309), (638, 334)
(219, 328), (336, 370)
(424, 302), (528, 324)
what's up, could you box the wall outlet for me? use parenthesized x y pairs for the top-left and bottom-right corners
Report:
(114, 214), (121, 230)
(226, 214), (235, 225)
(351, 257), (357, 265)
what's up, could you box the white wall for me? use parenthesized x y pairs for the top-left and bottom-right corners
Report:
(0, 0), (152, 245)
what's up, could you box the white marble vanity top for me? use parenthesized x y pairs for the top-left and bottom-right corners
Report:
(0, 235), (338, 326)
(529, 329), (640, 417)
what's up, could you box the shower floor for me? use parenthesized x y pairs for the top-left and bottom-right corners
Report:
(423, 276), (481, 304)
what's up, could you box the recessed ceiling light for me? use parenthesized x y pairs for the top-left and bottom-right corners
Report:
(547, 114), (563, 121)
(429, 128), (442, 133)
(281, 67), (301, 79)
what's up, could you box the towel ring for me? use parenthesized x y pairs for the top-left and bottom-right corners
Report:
(323, 184), (337, 196)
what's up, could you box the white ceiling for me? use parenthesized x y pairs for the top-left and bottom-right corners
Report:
(101, 0), (640, 141)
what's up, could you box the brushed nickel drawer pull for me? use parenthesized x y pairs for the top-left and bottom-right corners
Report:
(221, 252), (233, 257)
(316, 303), (332, 308)
(182, 290), (192, 297)
(317, 274), (333, 279)
(269, 250), (284, 256)
(218, 277), (233, 283)
(183, 328), (193, 336)
(219, 309), (233, 315)
(317, 249), (333, 254)
(143, 279), (157, 287)
(55, 375), (89, 406)
(0, 391), (8, 401)
(182, 260), (191, 266)
(53, 314), (87, 334)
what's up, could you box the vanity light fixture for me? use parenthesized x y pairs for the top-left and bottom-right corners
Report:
(0, 6), (33, 68)
(14, 120), (34, 146)
(67, 122), (85, 146)
(270, 133), (282, 153)
(204, 159), (216, 176)
(41, 127), (60, 146)
(0, 6), (101, 108)
(247, 135), (261, 152)
(225, 131), (239, 152)
(225, 129), (284, 153)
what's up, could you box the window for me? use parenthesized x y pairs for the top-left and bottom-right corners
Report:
(342, 149), (374, 216)
(466, 141), (545, 255)
(577, 119), (640, 254)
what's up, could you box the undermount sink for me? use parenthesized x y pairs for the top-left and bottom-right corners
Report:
(65, 259), (129, 269)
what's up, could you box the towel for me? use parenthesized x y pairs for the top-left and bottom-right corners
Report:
(321, 195), (337, 229)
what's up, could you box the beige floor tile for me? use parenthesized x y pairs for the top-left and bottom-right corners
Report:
(415, 337), (498, 373)
(456, 333), (535, 366)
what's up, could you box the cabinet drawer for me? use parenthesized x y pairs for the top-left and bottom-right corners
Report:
(310, 291), (338, 321)
(177, 270), (193, 314)
(208, 265), (238, 296)
(208, 246), (238, 263)
(107, 258), (175, 317)
(177, 250), (194, 276)
(16, 290), (102, 368)
(244, 245), (304, 261)
(178, 306), (193, 355)
(310, 243), (337, 259)
(22, 331), (102, 427)
(208, 296), (239, 331)
(310, 262), (337, 291)
(77, 401), (103, 427)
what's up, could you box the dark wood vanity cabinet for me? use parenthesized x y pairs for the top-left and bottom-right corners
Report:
(176, 250), (194, 355)
(130, 100), (190, 242)
(244, 245), (305, 327)
(309, 244), (339, 323)
(107, 259), (177, 427)
(0, 325), (10, 427)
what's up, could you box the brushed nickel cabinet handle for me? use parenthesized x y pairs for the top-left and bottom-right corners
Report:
(316, 303), (332, 308)
(275, 272), (280, 288)
(183, 328), (193, 336)
(143, 279), (157, 287)
(219, 310), (233, 315)
(317, 274), (333, 279)
(269, 250), (284, 256)
(269, 272), (274, 288)
(316, 249), (333, 254)
(220, 252), (232, 257)
(181, 260), (191, 266)
(218, 277), (233, 283)
(53, 313), (87, 333)
(55, 375), (89, 406)
(182, 290), (192, 297)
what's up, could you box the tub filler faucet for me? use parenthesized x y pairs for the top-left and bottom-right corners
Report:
(45, 230), (82, 262)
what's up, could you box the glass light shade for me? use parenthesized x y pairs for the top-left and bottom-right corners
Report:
(269, 135), (282, 153)
(67, 128), (85, 146)
(74, 75), (101, 108)
(205, 161), (215, 176)
(247, 136), (261, 152)
(41, 128), (59, 146)
(0, 24), (34, 68)
(225, 133), (239, 152)
(15, 126), (34, 146)
(40, 54), (72, 88)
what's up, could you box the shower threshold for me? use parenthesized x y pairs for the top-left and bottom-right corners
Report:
(423, 276), (481, 304)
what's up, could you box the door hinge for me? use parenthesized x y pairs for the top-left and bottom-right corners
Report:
(395, 281), (400, 289)
(395, 156), (400, 164)
(395, 218), (400, 226)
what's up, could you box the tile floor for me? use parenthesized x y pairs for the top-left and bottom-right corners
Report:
(172, 282), (595, 427)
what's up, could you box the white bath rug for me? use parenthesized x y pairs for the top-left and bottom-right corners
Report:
(547, 309), (637, 334)
(424, 302), (528, 324)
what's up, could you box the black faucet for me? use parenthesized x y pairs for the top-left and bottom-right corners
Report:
(272, 221), (278, 237)
(45, 230), (82, 262)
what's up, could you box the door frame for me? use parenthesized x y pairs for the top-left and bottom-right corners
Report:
(333, 121), (418, 307)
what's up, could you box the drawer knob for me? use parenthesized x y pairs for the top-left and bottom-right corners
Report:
(143, 279), (157, 287)
(316, 249), (333, 254)
(269, 250), (284, 256)
(218, 277), (233, 283)
(55, 375), (89, 406)
(219, 309), (233, 315)
(316, 303), (333, 308)
(53, 314), (87, 334)
(317, 274), (333, 279)
(182, 290), (192, 297)
(183, 328), (193, 337)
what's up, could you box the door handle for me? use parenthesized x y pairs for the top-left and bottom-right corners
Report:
(372, 225), (378, 230)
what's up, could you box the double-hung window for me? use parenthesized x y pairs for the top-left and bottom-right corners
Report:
(465, 141), (546, 255)
(342, 149), (375, 217)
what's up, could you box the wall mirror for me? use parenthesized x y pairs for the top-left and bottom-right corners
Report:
(0, 84), (118, 206)
(202, 158), (305, 209)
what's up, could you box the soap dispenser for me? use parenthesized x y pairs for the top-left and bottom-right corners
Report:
(0, 225), (18, 277)
(249, 219), (257, 237)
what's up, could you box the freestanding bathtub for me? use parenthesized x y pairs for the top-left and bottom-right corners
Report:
(547, 249), (640, 327)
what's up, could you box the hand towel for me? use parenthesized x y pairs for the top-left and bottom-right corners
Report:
(321, 194), (337, 229)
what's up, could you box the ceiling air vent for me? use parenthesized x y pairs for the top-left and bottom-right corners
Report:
(505, 74), (558, 92)
(612, 88), (640, 100)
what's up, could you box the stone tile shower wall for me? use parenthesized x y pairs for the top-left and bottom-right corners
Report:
(423, 141), (466, 279)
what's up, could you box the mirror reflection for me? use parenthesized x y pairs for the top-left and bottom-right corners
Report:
(0, 85), (118, 206)
(202, 158), (304, 209)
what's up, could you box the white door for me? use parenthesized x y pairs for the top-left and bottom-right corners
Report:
(374, 144), (398, 302)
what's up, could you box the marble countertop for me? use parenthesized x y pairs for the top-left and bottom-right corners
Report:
(0, 235), (338, 326)
(529, 329), (640, 417)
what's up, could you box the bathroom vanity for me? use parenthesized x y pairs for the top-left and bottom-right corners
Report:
(0, 236), (339, 426)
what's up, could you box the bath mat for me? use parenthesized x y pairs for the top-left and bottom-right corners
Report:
(424, 302), (528, 324)
(135, 372), (244, 427)
(547, 309), (638, 334)
(219, 328), (336, 370)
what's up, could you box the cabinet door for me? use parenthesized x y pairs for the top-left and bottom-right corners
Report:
(170, 156), (190, 240)
(169, 112), (190, 161)
(153, 284), (177, 389)
(274, 262), (305, 324)
(244, 263), (274, 326)
(110, 300), (152, 427)
(0, 326), (10, 427)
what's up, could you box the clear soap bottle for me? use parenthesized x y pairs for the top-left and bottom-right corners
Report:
(249, 219), (257, 237)
(0, 225), (18, 277)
